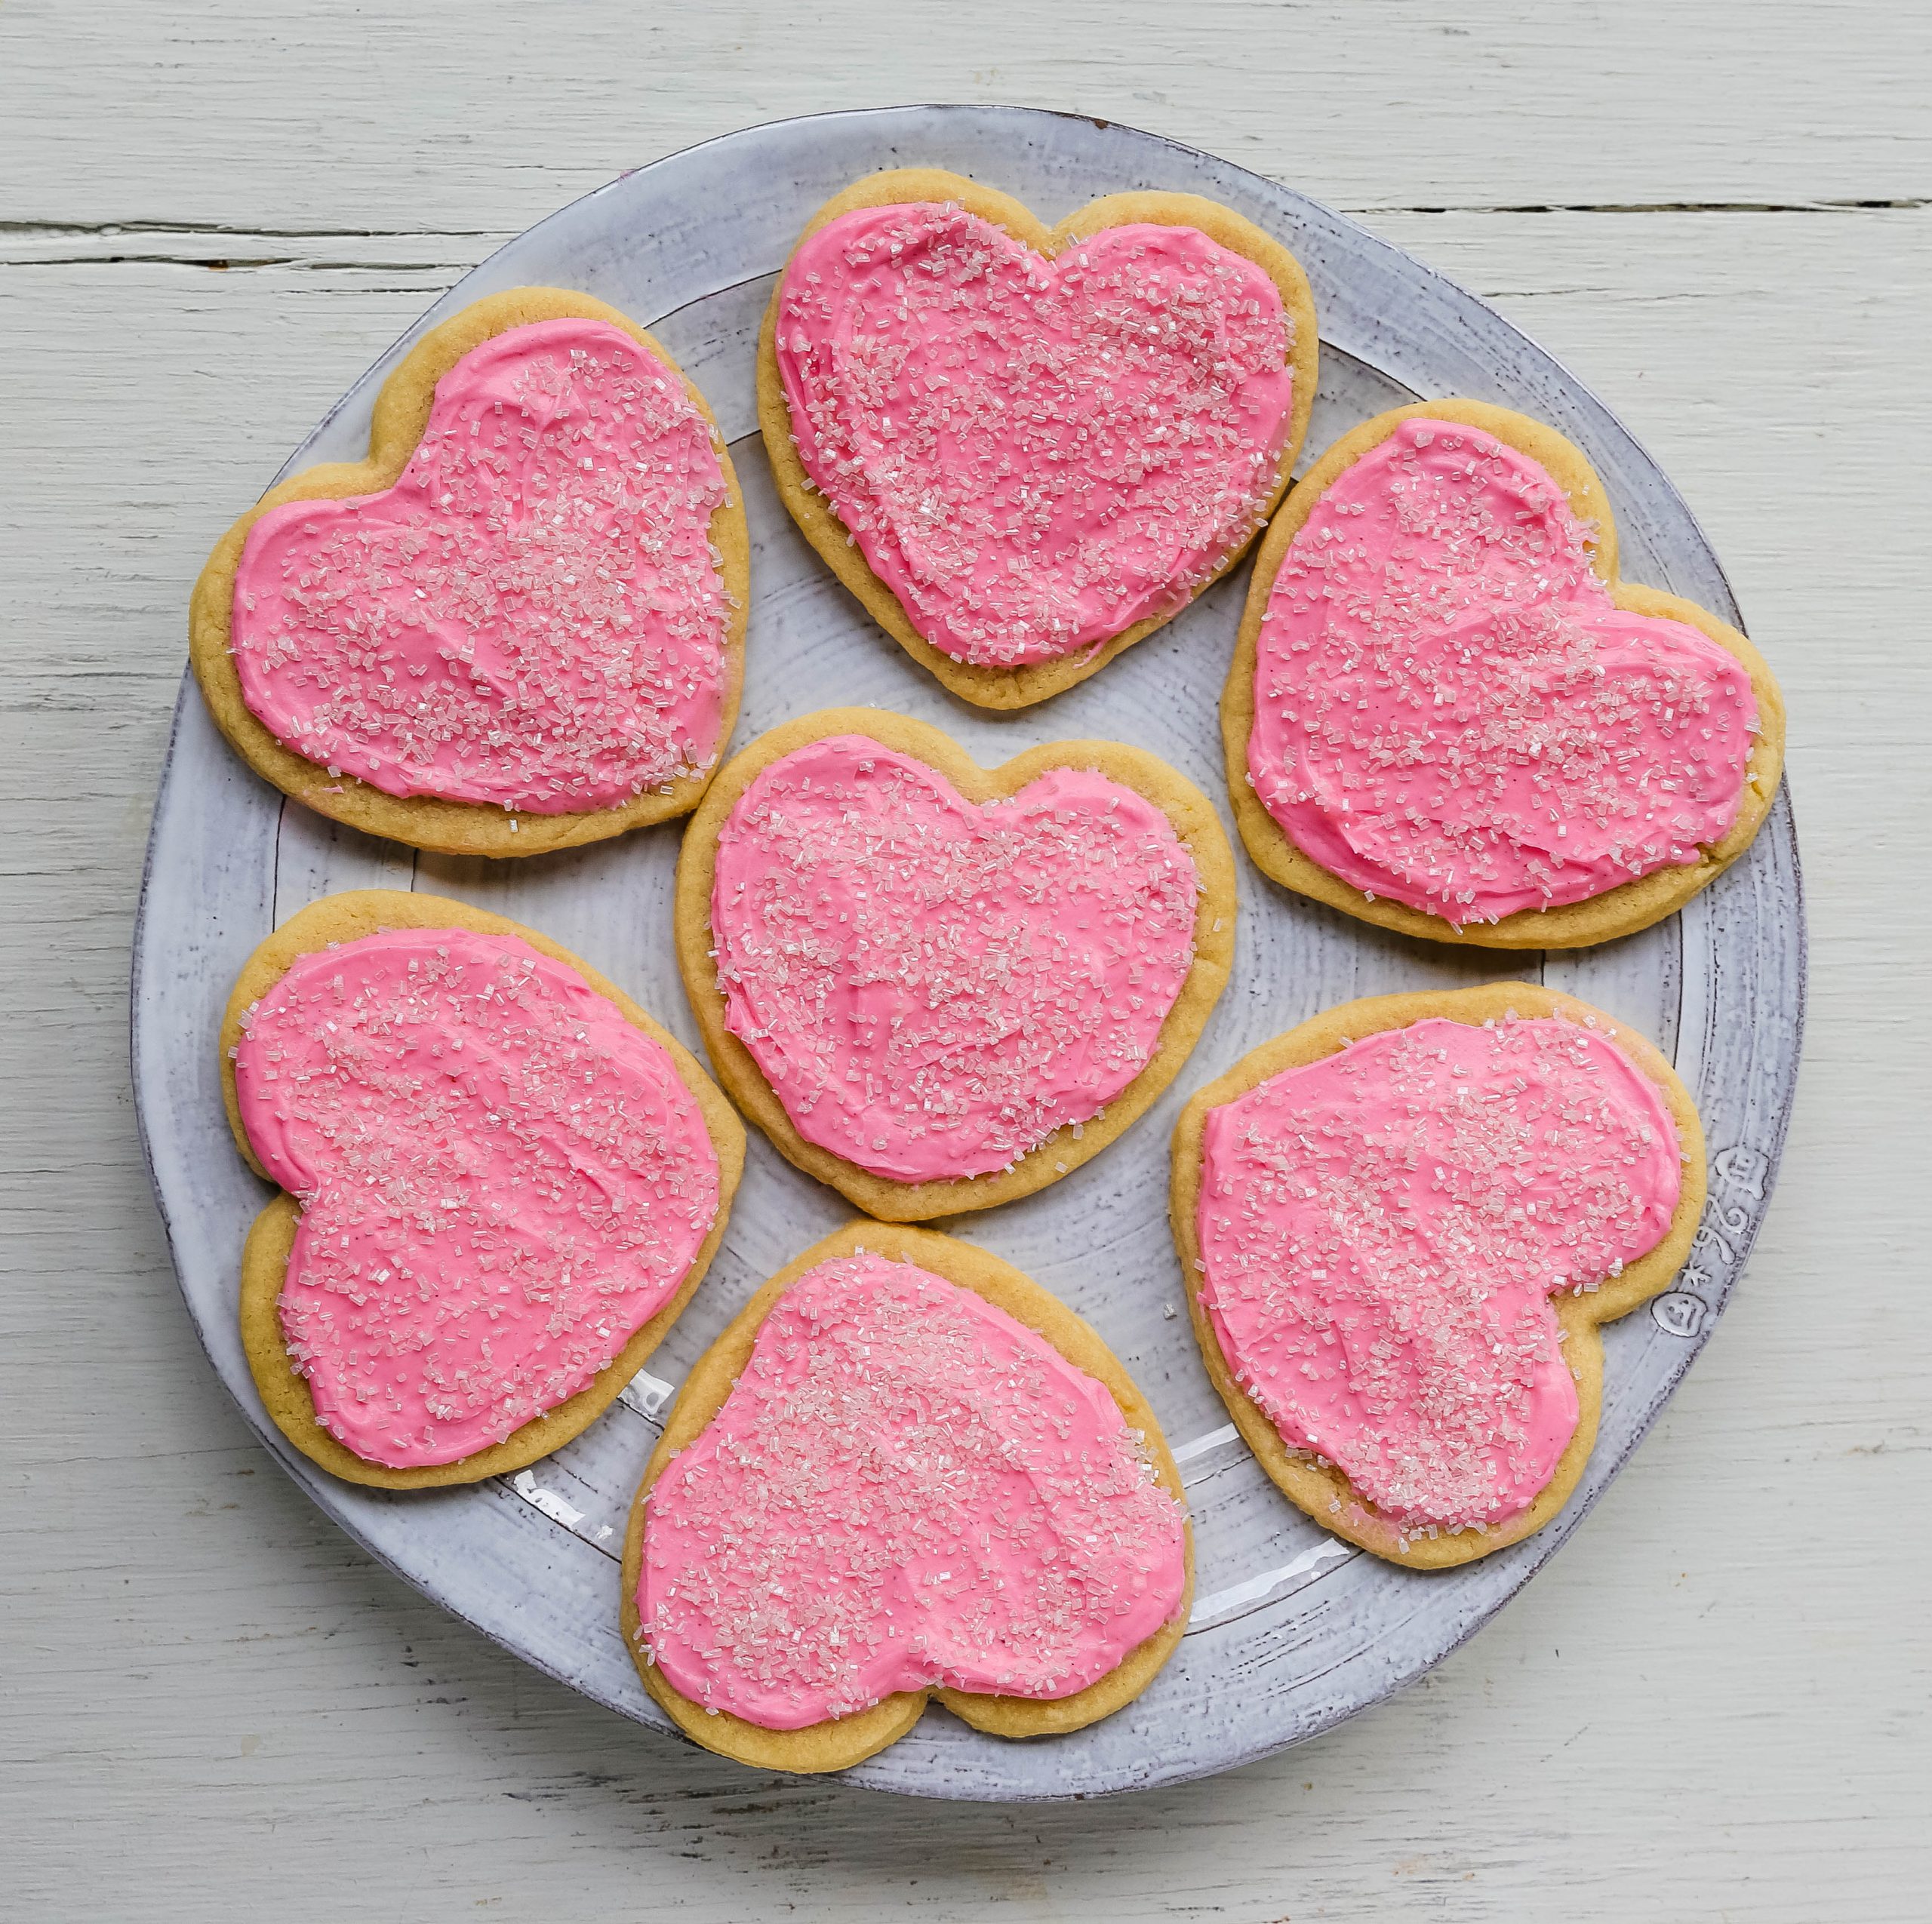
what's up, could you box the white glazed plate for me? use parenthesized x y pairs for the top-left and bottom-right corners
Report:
(134, 106), (1804, 1800)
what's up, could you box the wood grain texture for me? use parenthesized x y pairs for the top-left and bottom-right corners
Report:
(1, 2), (1926, 1919)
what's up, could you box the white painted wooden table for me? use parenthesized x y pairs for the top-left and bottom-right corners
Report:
(2, 2), (1926, 1916)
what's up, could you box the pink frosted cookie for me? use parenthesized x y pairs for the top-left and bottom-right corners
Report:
(1171, 984), (1705, 1567)
(623, 1224), (1192, 1772)
(192, 289), (747, 858)
(1223, 401), (1785, 946)
(760, 168), (1318, 708)
(220, 890), (743, 1487)
(675, 708), (1237, 1221)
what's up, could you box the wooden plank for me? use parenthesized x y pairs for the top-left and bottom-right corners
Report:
(1, 28), (1926, 1922)
(1, 0), (1926, 232)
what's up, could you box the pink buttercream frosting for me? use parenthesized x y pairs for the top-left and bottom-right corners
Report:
(232, 318), (731, 813)
(1197, 1014), (1681, 1532)
(1247, 417), (1758, 924)
(709, 735), (1199, 1183)
(640, 1252), (1187, 1729)
(775, 203), (1297, 667)
(233, 928), (720, 1468)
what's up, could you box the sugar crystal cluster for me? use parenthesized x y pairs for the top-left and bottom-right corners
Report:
(641, 1254), (1187, 1728)
(777, 204), (1295, 665)
(233, 929), (719, 1468)
(1198, 1016), (1681, 1531)
(232, 318), (731, 813)
(711, 736), (1199, 1182)
(1247, 418), (1757, 923)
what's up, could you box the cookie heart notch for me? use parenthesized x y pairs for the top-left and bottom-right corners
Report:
(223, 890), (744, 1488)
(761, 168), (1318, 708)
(623, 1223), (1192, 1773)
(1171, 984), (1705, 1568)
(192, 289), (748, 858)
(1223, 401), (1786, 945)
(676, 708), (1237, 1221)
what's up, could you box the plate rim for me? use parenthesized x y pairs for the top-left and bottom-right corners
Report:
(131, 101), (1806, 1801)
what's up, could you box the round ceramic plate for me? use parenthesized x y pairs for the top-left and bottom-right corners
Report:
(133, 105), (1804, 1800)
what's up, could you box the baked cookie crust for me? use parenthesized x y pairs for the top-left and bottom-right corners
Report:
(758, 168), (1319, 710)
(620, 1220), (1194, 1772)
(190, 288), (749, 857)
(1221, 400), (1786, 947)
(675, 706), (1238, 1222)
(1170, 982), (1706, 1569)
(220, 889), (746, 1489)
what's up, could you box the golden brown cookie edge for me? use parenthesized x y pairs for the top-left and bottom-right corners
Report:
(223, 888), (745, 1489)
(673, 705), (1236, 1222)
(189, 288), (749, 857)
(1168, 981), (1706, 1569)
(620, 1219), (1192, 1770)
(1219, 398), (1786, 948)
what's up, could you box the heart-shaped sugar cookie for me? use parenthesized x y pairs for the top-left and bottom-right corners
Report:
(761, 169), (1318, 709)
(192, 289), (748, 858)
(1171, 983), (1704, 1568)
(623, 1223), (1192, 1772)
(1223, 402), (1786, 945)
(677, 708), (1236, 1220)
(223, 890), (744, 1487)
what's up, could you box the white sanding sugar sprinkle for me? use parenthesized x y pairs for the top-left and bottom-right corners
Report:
(232, 318), (731, 813)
